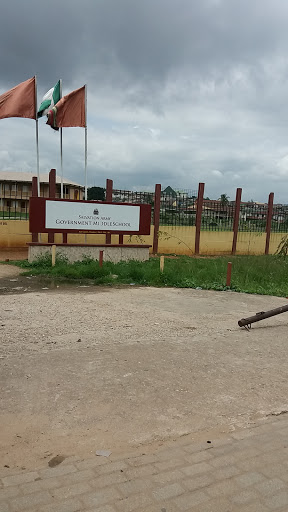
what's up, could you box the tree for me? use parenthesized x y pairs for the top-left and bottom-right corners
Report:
(219, 193), (230, 206)
(87, 186), (105, 201)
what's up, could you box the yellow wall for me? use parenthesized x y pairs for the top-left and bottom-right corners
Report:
(267, 233), (283, 255)
(0, 220), (111, 247)
(0, 220), (286, 256)
(127, 227), (286, 256)
(236, 232), (266, 255)
(158, 226), (194, 255)
(125, 226), (194, 255)
(0, 220), (31, 248)
(200, 230), (233, 255)
(123, 227), (154, 252)
(235, 232), (283, 255)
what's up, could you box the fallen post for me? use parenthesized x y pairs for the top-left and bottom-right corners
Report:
(238, 304), (288, 329)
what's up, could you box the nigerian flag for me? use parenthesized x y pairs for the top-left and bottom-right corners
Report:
(38, 80), (61, 118)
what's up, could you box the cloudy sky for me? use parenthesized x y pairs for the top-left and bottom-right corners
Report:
(1, 0), (288, 201)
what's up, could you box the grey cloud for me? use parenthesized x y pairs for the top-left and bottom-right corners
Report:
(1, 0), (288, 91)
(1, 0), (288, 201)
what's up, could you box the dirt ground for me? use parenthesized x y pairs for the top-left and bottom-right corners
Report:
(1, 265), (288, 472)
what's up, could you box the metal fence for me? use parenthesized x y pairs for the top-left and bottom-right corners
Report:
(271, 204), (288, 233)
(113, 188), (198, 226)
(112, 189), (288, 232)
(238, 202), (268, 232)
(185, 200), (288, 233)
(159, 190), (197, 226)
(0, 183), (76, 220)
(2, 181), (288, 234)
(237, 202), (288, 233)
(112, 189), (154, 205)
(201, 201), (269, 232)
(201, 200), (236, 231)
(0, 185), (30, 220)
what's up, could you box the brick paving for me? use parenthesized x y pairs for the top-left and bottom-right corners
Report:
(1, 415), (288, 511)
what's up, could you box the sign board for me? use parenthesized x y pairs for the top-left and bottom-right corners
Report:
(29, 197), (151, 235)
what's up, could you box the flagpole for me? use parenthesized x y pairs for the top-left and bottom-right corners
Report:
(84, 85), (88, 244)
(35, 75), (40, 197)
(85, 84), (87, 201)
(60, 79), (63, 199)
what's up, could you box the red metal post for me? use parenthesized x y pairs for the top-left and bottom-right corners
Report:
(119, 234), (124, 245)
(99, 250), (104, 267)
(31, 177), (38, 243)
(49, 169), (56, 198)
(232, 187), (242, 255)
(195, 183), (205, 255)
(153, 184), (161, 254)
(226, 261), (232, 287)
(106, 179), (113, 245)
(62, 233), (68, 244)
(265, 192), (274, 255)
(48, 169), (56, 244)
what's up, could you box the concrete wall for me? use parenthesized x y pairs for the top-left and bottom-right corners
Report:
(0, 220), (286, 256)
(28, 245), (150, 263)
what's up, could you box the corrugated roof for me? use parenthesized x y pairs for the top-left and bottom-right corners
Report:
(0, 171), (83, 187)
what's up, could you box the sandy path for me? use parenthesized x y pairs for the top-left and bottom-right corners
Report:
(1, 286), (287, 470)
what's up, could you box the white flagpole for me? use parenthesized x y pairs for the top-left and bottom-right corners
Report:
(60, 79), (63, 199)
(85, 84), (88, 201)
(84, 85), (88, 244)
(35, 75), (40, 197)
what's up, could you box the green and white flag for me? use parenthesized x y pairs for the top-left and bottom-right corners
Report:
(37, 80), (61, 118)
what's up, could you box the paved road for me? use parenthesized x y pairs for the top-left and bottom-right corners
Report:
(1, 414), (288, 511)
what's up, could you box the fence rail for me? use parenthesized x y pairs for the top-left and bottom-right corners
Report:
(2, 169), (288, 257)
(112, 188), (198, 227)
(2, 182), (288, 235)
(0, 186), (29, 220)
(0, 184), (75, 220)
(112, 189), (155, 205)
(113, 189), (288, 233)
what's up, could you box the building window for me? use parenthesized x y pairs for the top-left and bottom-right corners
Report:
(21, 201), (26, 209)
(64, 185), (69, 196)
(6, 200), (11, 208)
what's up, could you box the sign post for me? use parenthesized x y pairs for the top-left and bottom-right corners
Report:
(30, 198), (151, 235)
(28, 197), (152, 264)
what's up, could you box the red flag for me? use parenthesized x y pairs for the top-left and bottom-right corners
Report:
(0, 77), (36, 120)
(47, 86), (85, 129)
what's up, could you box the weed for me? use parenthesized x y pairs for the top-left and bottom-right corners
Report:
(13, 254), (288, 297)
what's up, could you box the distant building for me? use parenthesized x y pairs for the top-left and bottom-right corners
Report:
(162, 186), (177, 197)
(0, 171), (84, 214)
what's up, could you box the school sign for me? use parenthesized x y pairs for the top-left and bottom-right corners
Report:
(29, 198), (151, 235)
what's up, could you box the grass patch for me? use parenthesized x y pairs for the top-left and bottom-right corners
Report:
(12, 254), (288, 297)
